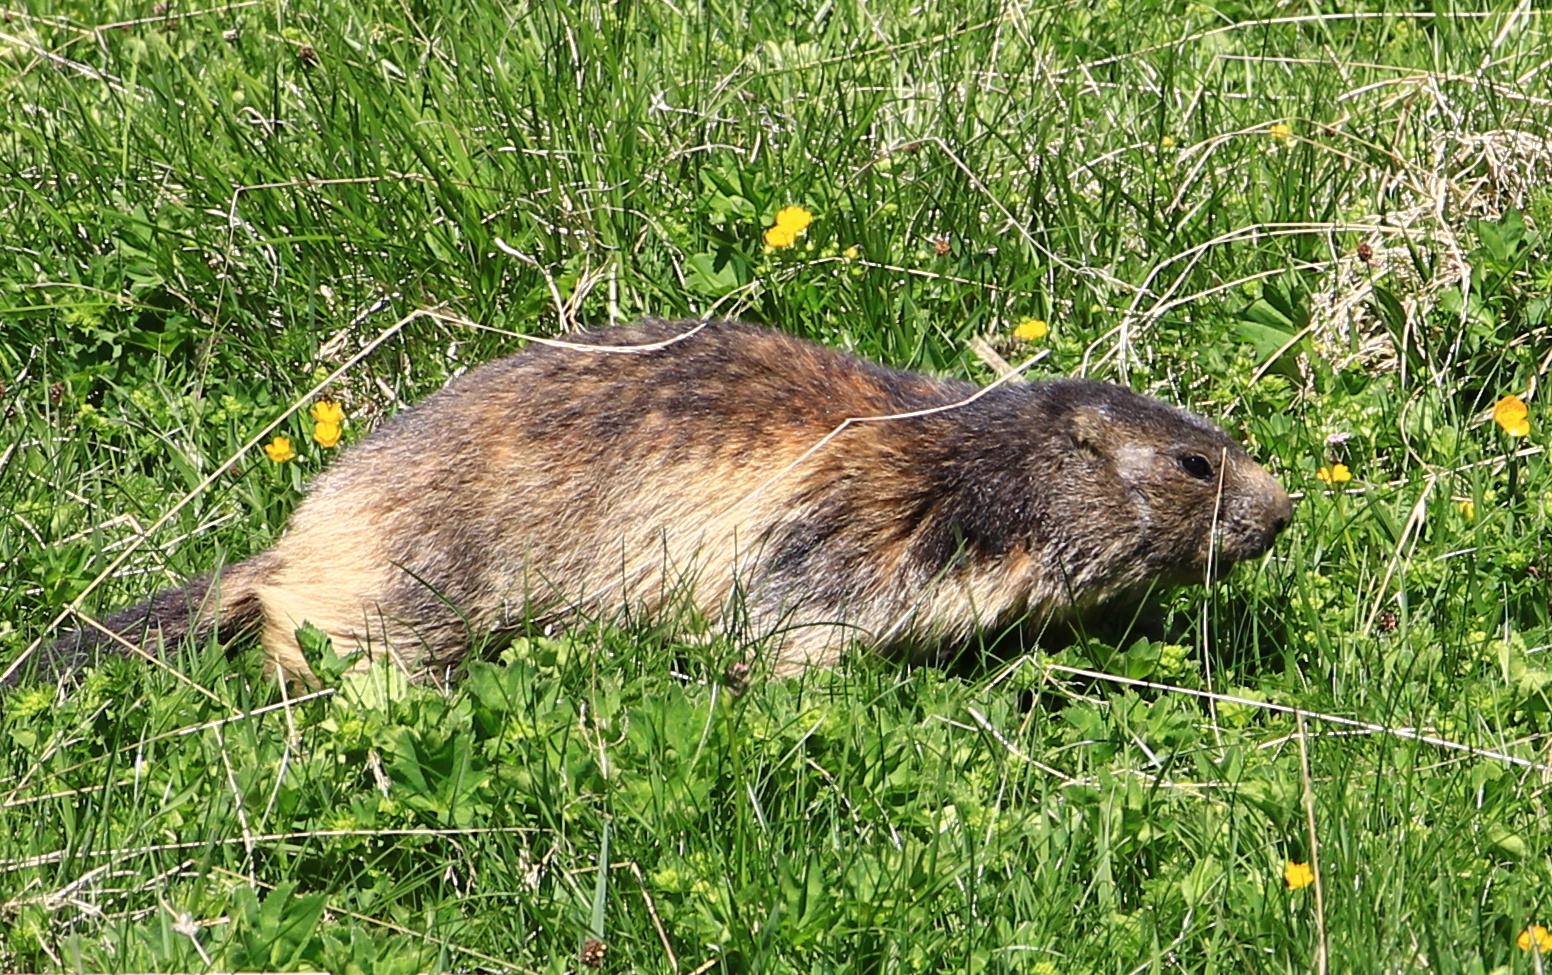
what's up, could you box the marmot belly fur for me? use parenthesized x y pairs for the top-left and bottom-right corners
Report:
(39, 320), (1292, 684)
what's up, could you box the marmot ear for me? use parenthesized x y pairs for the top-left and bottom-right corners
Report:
(1069, 406), (1113, 448)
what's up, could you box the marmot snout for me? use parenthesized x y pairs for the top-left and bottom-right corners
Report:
(31, 320), (1293, 684)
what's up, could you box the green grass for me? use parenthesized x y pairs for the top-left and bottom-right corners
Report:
(4, 0), (1552, 971)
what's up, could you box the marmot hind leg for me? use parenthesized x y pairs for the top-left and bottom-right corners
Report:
(756, 616), (866, 676)
(253, 582), (475, 687)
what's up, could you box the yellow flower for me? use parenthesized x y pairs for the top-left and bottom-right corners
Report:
(310, 399), (345, 425)
(1458, 499), (1475, 521)
(1520, 925), (1552, 953)
(1494, 394), (1530, 437)
(313, 420), (342, 448)
(1283, 861), (1314, 890)
(263, 436), (295, 463)
(1269, 123), (1292, 142)
(1013, 318), (1049, 342)
(1316, 463), (1352, 486)
(843, 245), (860, 260)
(1159, 134), (1176, 148)
(764, 206), (813, 249)
(774, 206), (813, 233)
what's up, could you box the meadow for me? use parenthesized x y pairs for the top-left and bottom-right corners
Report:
(3, 0), (1552, 971)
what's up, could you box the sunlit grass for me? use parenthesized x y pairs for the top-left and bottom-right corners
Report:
(3, 0), (1552, 971)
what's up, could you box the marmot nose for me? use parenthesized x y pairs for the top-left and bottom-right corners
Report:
(1233, 481), (1293, 561)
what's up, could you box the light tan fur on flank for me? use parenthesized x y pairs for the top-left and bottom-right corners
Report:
(37, 320), (1293, 686)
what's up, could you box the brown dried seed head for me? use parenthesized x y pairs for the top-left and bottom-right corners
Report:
(933, 236), (951, 257)
(1375, 608), (1398, 634)
(579, 938), (607, 969)
(48, 381), (64, 404)
(722, 661), (751, 696)
(298, 43), (317, 63)
(1356, 242), (1373, 263)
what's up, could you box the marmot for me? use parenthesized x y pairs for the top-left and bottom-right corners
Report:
(29, 320), (1292, 685)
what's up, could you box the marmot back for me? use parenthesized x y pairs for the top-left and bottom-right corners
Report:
(29, 320), (1293, 684)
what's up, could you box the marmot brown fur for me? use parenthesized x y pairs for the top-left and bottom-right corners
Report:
(32, 320), (1292, 684)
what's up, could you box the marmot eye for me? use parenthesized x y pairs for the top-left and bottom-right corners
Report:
(1178, 453), (1214, 480)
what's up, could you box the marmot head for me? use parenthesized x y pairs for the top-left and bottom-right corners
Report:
(1046, 379), (1293, 595)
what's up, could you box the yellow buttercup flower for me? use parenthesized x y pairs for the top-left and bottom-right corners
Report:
(1458, 500), (1475, 521)
(1269, 123), (1292, 142)
(263, 436), (295, 463)
(1495, 394), (1530, 437)
(843, 245), (860, 260)
(1283, 861), (1314, 890)
(313, 420), (342, 448)
(1013, 318), (1049, 342)
(764, 206), (813, 249)
(309, 399), (345, 448)
(1316, 463), (1352, 486)
(1519, 925), (1552, 953)
(774, 206), (812, 233)
(311, 399), (345, 425)
(1159, 134), (1176, 148)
